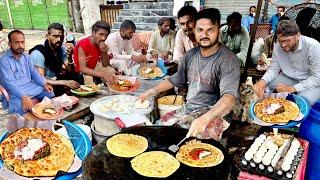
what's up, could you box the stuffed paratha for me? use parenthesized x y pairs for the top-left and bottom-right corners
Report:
(0, 128), (74, 177)
(106, 133), (148, 157)
(131, 151), (180, 178)
(254, 98), (300, 123)
(176, 140), (224, 168)
(109, 79), (134, 92)
(138, 66), (163, 79)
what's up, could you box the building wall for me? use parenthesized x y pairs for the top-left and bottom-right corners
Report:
(79, 0), (104, 35)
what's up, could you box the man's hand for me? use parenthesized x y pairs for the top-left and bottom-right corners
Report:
(253, 80), (267, 98)
(65, 43), (74, 56)
(65, 80), (80, 89)
(138, 89), (156, 102)
(99, 42), (109, 53)
(276, 83), (296, 93)
(131, 55), (147, 63)
(22, 96), (33, 112)
(102, 67), (117, 84)
(159, 51), (170, 61)
(186, 115), (210, 138)
(44, 84), (53, 93)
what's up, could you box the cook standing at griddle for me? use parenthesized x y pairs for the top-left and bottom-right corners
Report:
(138, 8), (240, 140)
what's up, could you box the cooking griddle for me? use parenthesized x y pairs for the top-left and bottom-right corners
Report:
(82, 126), (231, 180)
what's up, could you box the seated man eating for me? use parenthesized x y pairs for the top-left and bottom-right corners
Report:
(0, 30), (54, 115)
(30, 23), (82, 96)
(139, 8), (240, 140)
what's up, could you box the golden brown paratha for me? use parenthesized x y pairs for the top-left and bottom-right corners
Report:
(138, 66), (163, 79)
(106, 133), (148, 157)
(254, 98), (300, 123)
(0, 128), (74, 177)
(131, 151), (180, 178)
(176, 140), (224, 168)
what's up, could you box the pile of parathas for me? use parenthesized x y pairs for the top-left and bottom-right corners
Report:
(106, 133), (224, 178)
(254, 98), (300, 123)
(0, 128), (74, 177)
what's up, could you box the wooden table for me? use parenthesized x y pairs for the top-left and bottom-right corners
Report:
(23, 78), (166, 122)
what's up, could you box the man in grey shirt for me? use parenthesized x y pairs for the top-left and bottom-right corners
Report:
(139, 8), (240, 140)
(254, 20), (320, 105)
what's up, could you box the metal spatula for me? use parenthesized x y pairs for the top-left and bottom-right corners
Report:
(168, 136), (188, 153)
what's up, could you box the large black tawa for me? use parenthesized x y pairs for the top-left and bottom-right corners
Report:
(82, 126), (231, 180)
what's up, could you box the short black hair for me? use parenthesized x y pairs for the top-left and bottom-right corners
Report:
(0, 21), (3, 31)
(169, 18), (176, 31)
(158, 17), (170, 26)
(177, 6), (197, 19)
(227, 12), (242, 25)
(249, 6), (256, 11)
(120, 20), (136, 31)
(47, 23), (64, 34)
(195, 8), (221, 26)
(276, 20), (300, 37)
(277, 6), (285, 12)
(92, 21), (111, 33)
(8, 29), (24, 42)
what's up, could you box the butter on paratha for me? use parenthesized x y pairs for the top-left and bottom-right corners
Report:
(254, 98), (300, 123)
(176, 140), (224, 168)
(131, 151), (180, 178)
(0, 128), (75, 177)
(106, 134), (148, 157)
(138, 66), (163, 79)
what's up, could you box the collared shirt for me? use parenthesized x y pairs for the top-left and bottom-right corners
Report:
(169, 45), (240, 113)
(220, 25), (250, 67)
(241, 15), (255, 32)
(148, 29), (175, 53)
(0, 50), (45, 99)
(172, 28), (195, 63)
(30, 46), (67, 78)
(105, 32), (140, 61)
(268, 14), (280, 33)
(262, 35), (320, 92)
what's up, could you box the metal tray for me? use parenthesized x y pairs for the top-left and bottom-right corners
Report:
(82, 126), (231, 180)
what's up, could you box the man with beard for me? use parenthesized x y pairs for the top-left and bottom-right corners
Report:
(148, 17), (175, 62)
(74, 21), (115, 84)
(268, 6), (285, 34)
(139, 8), (240, 140)
(172, 6), (198, 64)
(220, 12), (250, 67)
(241, 5), (256, 32)
(106, 20), (147, 75)
(0, 30), (54, 115)
(253, 20), (320, 105)
(30, 23), (82, 96)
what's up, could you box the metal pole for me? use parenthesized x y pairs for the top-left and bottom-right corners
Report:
(240, 0), (264, 83)
(263, 0), (269, 23)
(5, 0), (13, 28)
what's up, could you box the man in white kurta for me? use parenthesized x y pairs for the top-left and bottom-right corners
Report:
(106, 20), (147, 75)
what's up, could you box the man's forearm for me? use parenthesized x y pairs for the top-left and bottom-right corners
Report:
(150, 79), (174, 95)
(80, 66), (105, 79)
(101, 52), (110, 67)
(200, 94), (236, 122)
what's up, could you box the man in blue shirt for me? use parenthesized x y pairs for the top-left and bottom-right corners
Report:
(0, 30), (54, 115)
(269, 6), (285, 34)
(241, 6), (256, 32)
(30, 23), (82, 96)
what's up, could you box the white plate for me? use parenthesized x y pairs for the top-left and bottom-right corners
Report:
(90, 95), (154, 119)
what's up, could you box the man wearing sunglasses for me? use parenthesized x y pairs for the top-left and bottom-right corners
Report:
(253, 20), (320, 105)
